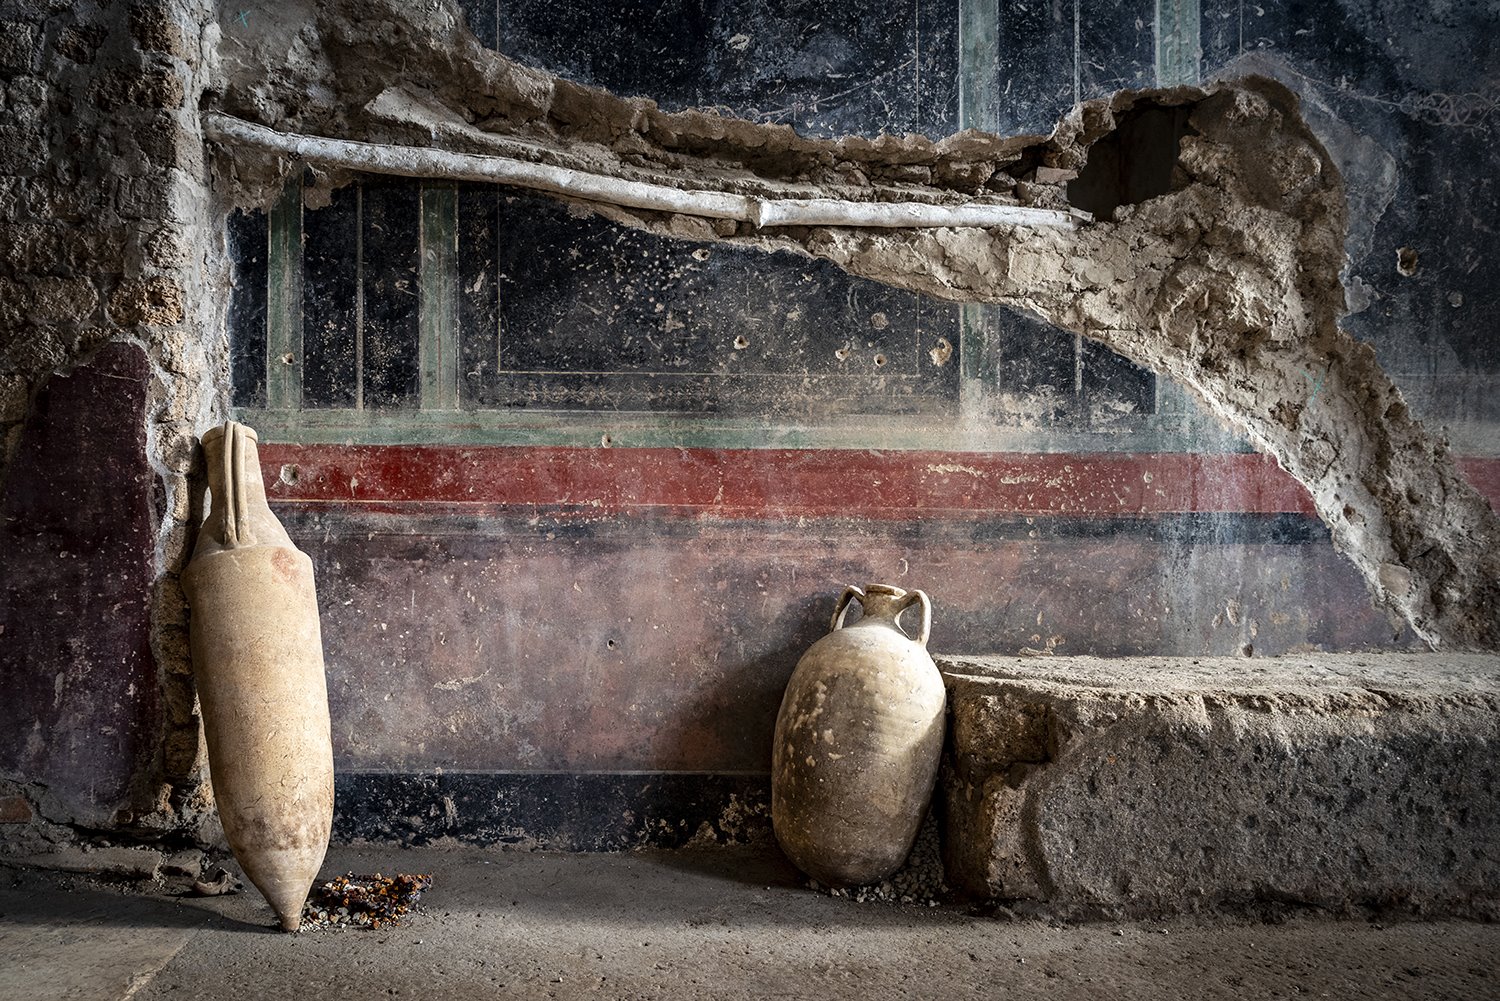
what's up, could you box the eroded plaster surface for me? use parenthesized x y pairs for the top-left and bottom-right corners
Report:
(2, 0), (1496, 855)
(0, 0), (223, 840)
(208, 0), (1497, 649)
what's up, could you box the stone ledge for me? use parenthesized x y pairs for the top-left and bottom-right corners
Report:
(935, 653), (1500, 918)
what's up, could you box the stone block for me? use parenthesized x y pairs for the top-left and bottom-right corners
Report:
(107, 274), (184, 326)
(55, 23), (108, 64)
(116, 170), (198, 224)
(0, 177), (24, 219)
(143, 224), (190, 268)
(129, 3), (189, 58)
(0, 374), (27, 421)
(130, 111), (203, 174)
(0, 22), (37, 72)
(0, 276), (29, 326)
(7, 75), (45, 109)
(0, 223), (62, 271)
(938, 654), (1500, 918)
(0, 119), (44, 175)
(88, 68), (185, 111)
(3, 324), (68, 374)
(21, 178), (98, 224)
(27, 276), (99, 323)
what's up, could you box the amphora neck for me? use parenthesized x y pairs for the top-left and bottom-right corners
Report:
(196, 421), (290, 554)
(852, 586), (909, 623)
(832, 584), (932, 647)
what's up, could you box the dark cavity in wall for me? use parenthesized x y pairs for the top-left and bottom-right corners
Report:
(1067, 104), (1195, 221)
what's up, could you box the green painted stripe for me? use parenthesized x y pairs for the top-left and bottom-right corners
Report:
(958, 303), (991, 420)
(1154, 0), (1201, 86)
(266, 178), (303, 410)
(419, 184), (460, 411)
(958, 0), (1000, 134)
(235, 406), (1252, 454)
(957, 0), (1001, 422)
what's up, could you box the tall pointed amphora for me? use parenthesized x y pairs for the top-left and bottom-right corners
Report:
(771, 584), (946, 887)
(182, 421), (333, 931)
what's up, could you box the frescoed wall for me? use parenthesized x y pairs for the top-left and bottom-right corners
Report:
(203, 1), (1500, 846)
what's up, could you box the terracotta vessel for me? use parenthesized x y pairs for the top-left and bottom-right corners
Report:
(771, 584), (946, 887)
(182, 421), (333, 931)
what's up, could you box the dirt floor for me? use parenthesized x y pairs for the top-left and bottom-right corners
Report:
(1, 844), (1497, 1000)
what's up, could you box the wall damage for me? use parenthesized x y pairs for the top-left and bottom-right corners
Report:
(0, 0), (225, 845)
(2, 0), (1496, 861)
(208, 0), (1497, 649)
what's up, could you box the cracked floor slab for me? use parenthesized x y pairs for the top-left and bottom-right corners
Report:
(0, 874), (201, 1001)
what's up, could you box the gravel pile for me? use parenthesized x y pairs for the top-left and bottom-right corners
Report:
(806, 809), (948, 906)
(300, 872), (432, 930)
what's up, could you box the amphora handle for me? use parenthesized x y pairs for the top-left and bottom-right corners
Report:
(897, 589), (933, 648)
(214, 421), (256, 549)
(830, 585), (866, 631)
(830, 585), (932, 648)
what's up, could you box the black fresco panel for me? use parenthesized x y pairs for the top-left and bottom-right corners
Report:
(993, 0), (1077, 136)
(497, 0), (957, 139)
(458, 184), (501, 408)
(302, 184), (358, 409)
(1237, 0), (1405, 93)
(1203, 0), (1500, 422)
(1347, 115), (1500, 393)
(988, 306), (1079, 421)
(916, 0), (960, 136)
(1078, 0), (1156, 100)
(1199, 0), (1242, 70)
(226, 208), (267, 409)
(361, 181), (421, 409)
(1082, 338), (1155, 419)
(474, 190), (957, 416)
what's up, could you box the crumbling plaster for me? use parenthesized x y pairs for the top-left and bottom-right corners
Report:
(207, 0), (1497, 649)
(0, 0), (227, 840)
(1, 0), (1496, 850)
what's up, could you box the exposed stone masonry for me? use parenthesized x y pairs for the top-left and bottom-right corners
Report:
(0, 0), (223, 840)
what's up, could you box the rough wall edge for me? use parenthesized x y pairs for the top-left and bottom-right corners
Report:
(0, 0), (231, 849)
(208, 0), (1498, 649)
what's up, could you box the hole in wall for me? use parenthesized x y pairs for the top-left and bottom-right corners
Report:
(1396, 246), (1419, 277)
(1067, 104), (1195, 221)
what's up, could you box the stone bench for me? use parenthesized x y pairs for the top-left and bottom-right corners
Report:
(936, 654), (1500, 918)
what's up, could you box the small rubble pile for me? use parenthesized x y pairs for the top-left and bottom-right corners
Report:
(808, 810), (948, 906)
(300, 872), (433, 930)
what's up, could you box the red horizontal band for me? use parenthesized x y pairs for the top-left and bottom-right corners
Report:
(256, 445), (1500, 518)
